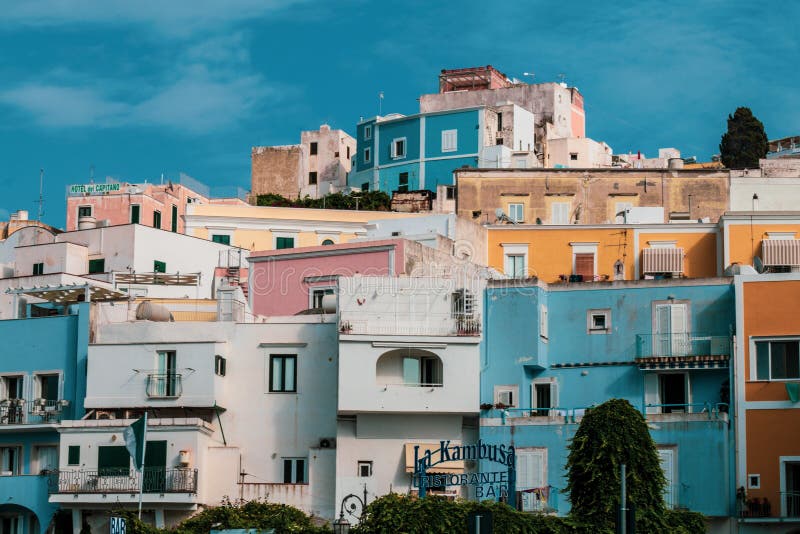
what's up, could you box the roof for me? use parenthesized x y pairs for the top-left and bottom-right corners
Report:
(5, 282), (128, 303)
(249, 238), (403, 261)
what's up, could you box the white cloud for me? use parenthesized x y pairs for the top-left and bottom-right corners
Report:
(0, 85), (130, 127)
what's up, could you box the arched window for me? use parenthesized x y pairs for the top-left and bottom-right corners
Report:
(321, 239), (335, 246)
(376, 349), (443, 387)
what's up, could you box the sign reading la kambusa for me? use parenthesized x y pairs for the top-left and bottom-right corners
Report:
(69, 183), (121, 195)
(412, 440), (516, 499)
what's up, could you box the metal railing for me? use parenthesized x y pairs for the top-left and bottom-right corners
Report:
(339, 313), (481, 337)
(146, 374), (182, 398)
(635, 333), (730, 358)
(644, 402), (729, 419)
(517, 485), (559, 513)
(48, 468), (197, 494)
(0, 399), (69, 424)
(491, 402), (729, 424)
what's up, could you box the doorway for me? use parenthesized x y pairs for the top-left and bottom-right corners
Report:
(785, 461), (800, 517)
(143, 440), (167, 492)
(660, 374), (688, 413)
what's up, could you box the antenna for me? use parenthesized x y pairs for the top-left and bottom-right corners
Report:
(494, 207), (517, 225)
(90, 164), (95, 183)
(36, 168), (44, 222)
(378, 91), (384, 116)
(557, 73), (566, 84)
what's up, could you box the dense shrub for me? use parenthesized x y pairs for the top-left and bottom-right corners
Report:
(255, 191), (391, 211)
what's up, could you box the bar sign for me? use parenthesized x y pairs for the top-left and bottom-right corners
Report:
(110, 517), (126, 534)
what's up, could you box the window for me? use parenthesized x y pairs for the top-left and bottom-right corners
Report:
(358, 461), (373, 477)
(361, 182), (370, 192)
(748, 474), (761, 489)
(270, 355), (297, 392)
(496, 138), (504, 145)
(36, 373), (59, 401)
(506, 256), (525, 278)
(391, 138), (406, 159)
(88, 258), (105, 274)
(34, 445), (58, 473)
(364, 125), (372, 140)
(153, 260), (166, 273)
(514, 157), (528, 169)
(212, 234), (231, 245)
(451, 289), (474, 318)
(311, 288), (334, 309)
(33, 263), (44, 275)
(215, 355), (227, 376)
(532, 379), (558, 416)
(516, 448), (547, 512)
(310, 142), (318, 155)
(570, 152), (578, 161)
(755, 340), (800, 380)
(131, 204), (141, 224)
(551, 202), (571, 224)
(0, 446), (21, 475)
(276, 237), (295, 250)
(658, 447), (677, 509)
(68, 445), (81, 466)
(402, 355), (443, 387)
(445, 186), (456, 200)
(78, 206), (92, 218)
(1, 376), (23, 400)
(574, 253), (595, 279)
(539, 305), (548, 339)
(153, 350), (178, 397)
(309, 172), (318, 185)
(398, 172), (409, 192)
(508, 203), (524, 223)
(97, 446), (129, 476)
(587, 309), (611, 333)
(441, 129), (458, 152)
(321, 239), (335, 246)
(497, 113), (503, 131)
(364, 147), (371, 163)
(153, 210), (161, 229)
(283, 457), (307, 483)
(171, 205), (178, 232)
(493, 385), (518, 408)
(346, 146), (351, 159)
(645, 372), (689, 413)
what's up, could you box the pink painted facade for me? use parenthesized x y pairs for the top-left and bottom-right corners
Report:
(248, 239), (408, 317)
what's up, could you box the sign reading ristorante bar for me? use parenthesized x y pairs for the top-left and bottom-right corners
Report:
(69, 183), (122, 195)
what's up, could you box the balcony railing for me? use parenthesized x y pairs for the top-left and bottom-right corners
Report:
(635, 333), (730, 359)
(0, 399), (69, 425)
(339, 313), (481, 337)
(146, 374), (182, 398)
(491, 403), (729, 424)
(48, 468), (197, 494)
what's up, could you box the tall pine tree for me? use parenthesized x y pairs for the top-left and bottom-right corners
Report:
(719, 107), (768, 169)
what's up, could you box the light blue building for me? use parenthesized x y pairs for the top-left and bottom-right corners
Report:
(479, 278), (735, 532)
(0, 291), (91, 534)
(350, 104), (535, 195)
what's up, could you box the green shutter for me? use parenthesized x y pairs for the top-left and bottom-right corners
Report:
(98, 446), (129, 475)
(68, 445), (80, 465)
(276, 237), (294, 249)
(212, 234), (231, 245)
(88, 258), (105, 274)
(131, 205), (140, 224)
(171, 205), (178, 232)
(154, 261), (166, 273)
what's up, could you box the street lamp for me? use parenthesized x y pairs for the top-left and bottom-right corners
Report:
(332, 513), (350, 534)
(334, 486), (368, 533)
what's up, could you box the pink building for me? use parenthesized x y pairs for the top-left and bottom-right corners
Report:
(248, 238), (479, 317)
(66, 181), (246, 233)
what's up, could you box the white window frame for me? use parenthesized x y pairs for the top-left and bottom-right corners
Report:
(516, 447), (548, 512)
(780, 457), (800, 518)
(0, 373), (25, 400)
(33, 370), (63, 402)
(364, 147), (371, 163)
(493, 385), (519, 408)
(539, 304), (548, 340)
(0, 445), (22, 476)
(657, 446), (678, 509)
(441, 129), (458, 152)
(282, 457), (308, 484)
(77, 205), (93, 218)
(571, 242), (599, 278)
(391, 137), (407, 159)
(309, 286), (335, 310)
(358, 460), (373, 477)
(531, 378), (558, 414)
(751, 337), (800, 382)
(364, 125), (372, 140)
(748, 473), (761, 489)
(508, 203), (524, 223)
(587, 309), (611, 334)
(502, 243), (528, 278)
(551, 202), (571, 224)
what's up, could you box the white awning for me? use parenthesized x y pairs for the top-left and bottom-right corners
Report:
(763, 239), (800, 266)
(642, 248), (684, 274)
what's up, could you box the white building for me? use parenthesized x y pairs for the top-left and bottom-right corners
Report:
(334, 276), (483, 523)
(730, 159), (800, 211)
(51, 315), (338, 531)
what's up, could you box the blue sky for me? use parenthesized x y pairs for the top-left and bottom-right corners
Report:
(1, 0), (797, 228)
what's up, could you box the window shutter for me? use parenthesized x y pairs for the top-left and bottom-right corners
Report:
(403, 358), (420, 385)
(574, 253), (594, 278)
(644, 373), (660, 414)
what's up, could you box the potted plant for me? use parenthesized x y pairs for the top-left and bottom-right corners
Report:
(339, 321), (352, 334)
(480, 403), (494, 411)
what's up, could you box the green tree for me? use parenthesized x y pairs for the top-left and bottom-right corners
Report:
(255, 191), (391, 212)
(565, 399), (669, 533)
(719, 107), (768, 169)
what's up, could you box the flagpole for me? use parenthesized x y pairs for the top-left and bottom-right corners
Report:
(138, 411), (148, 520)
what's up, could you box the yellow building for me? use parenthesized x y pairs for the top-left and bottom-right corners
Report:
(185, 204), (426, 251)
(722, 212), (800, 271)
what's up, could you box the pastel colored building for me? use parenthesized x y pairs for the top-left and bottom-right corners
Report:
(734, 274), (800, 529)
(0, 299), (91, 534)
(65, 177), (247, 233)
(722, 212), (800, 273)
(349, 104), (536, 194)
(480, 278), (735, 532)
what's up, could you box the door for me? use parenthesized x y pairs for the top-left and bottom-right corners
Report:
(143, 440), (167, 492)
(659, 374), (688, 413)
(785, 462), (800, 517)
(155, 351), (177, 397)
(517, 449), (546, 511)
(654, 304), (688, 356)
(658, 448), (676, 509)
(34, 445), (58, 474)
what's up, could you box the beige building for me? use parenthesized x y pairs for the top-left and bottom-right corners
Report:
(251, 125), (356, 200)
(454, 167), (730, 225)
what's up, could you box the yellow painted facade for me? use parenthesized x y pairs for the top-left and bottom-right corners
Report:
(725, 221), (800, 268)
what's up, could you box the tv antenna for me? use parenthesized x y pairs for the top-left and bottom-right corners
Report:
(378, 91), (384, 116)
(557, 73), (567, 84)
(36, 168), (45, 222)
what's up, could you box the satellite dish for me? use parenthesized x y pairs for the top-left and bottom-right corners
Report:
(754, 256), (766, 274)
(495, 208), (506, 219)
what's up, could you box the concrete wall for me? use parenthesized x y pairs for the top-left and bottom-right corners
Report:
(300, 126), (355, 199)
(547, 137), (612, 168)
(730, 176), (800, 211)
(251, 145), (304, 199)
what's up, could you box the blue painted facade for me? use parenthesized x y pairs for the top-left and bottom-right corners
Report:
(349, 108), (483, 194)
(0, 303), (90, 533)
(479, 280), (736, 520)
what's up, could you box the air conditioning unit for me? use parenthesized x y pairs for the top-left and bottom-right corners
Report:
(96, 410), (116, 420)
(319, 438), (336, 449)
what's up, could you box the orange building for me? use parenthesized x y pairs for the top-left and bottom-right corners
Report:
(723, 212), (800, 273)
(735, 275), (800, 525)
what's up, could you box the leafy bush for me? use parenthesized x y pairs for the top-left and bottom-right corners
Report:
(255, 191), (391, 212)
(664, 509), (707, 533)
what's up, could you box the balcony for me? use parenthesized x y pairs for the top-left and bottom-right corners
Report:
(146, 374), (182, 399)
(488, 402), (729, 425)
(0, 399), (70, 425)
(339, 313), (481, 337)
(635, 333), (730, 361)
(47, 468), (197, 494)
(740, 492), (800, 520)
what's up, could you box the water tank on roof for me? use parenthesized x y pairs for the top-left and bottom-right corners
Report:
(668, 158), (684, 169)
(10, 210), (28, 221)
(320, 293), (337, 313)
(135, 301), (174, 322)
(78, 216), (97, 230)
